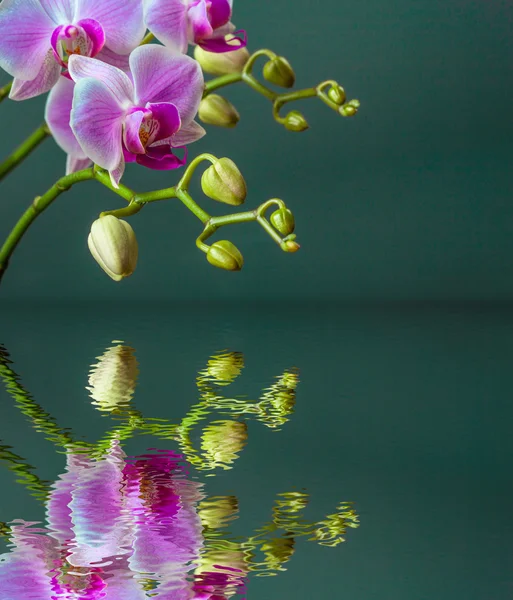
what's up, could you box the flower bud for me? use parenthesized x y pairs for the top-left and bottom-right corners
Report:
(88, 215), (138, 281)
(201, 158), (247, 206)
(86, 343), (138, 412)
(339, 100), (360, 117)
(281, 239), (300, 253)
(207, 240), (244, 271)
(201, 420), (248, 469)
(270, 207), (295, 235)
(194, 43), (249, 75)
(283, 110), (309, 132)
(327, 85), (346, 105)
(198, 95), (240, 128)
(263, 56), (295, 88)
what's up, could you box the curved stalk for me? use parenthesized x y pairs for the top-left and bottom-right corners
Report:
(0, 123), (51, 181)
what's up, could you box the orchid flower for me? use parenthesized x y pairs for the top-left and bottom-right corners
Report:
(144, 0), (246, 54)
(45, 77), (92, 174)
(0, 0), (145, 100)
(67, 45), (206, 186)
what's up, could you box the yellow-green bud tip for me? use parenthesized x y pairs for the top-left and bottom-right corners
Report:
(201, 157), (247, 205)
(263, 56), (296, 88)
(281, 239), (300, 253)
(198, 95), (240, 128)
(327, 85), (346, 105)
(88, 215), (138, 281)
(284, 110), (309, 132)
(194, 42), (249, 75)
(207, 240), (244, 271)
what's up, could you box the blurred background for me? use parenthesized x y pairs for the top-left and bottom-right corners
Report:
(1, 0), (512, 301)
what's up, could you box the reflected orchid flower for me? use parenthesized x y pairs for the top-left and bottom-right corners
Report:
(0, 443), (240, 599)
(144, 0), (246, 54)
(66, 45), (205, 186)
(0, 0), (145, 101)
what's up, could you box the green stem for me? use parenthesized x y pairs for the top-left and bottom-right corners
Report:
(176, 189), (211, 223)
(0, 123), (50, 181)
(204, 73), (242, 96)
(0, 81), (12, 103)
(0, 167), (136, 280)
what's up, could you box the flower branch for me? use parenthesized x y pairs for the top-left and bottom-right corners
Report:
(200, 48), (360, 131)
(0, 123), (51, 181)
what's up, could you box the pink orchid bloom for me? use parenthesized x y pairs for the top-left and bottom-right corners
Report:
(45, 77), (92, 174)
(0, 444), (246, 598)
(66, 45), (206, 187)
(0, 0), (145, 101)
(144, 0), (246, 54)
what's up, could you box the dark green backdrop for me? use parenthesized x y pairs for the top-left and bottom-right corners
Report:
(1, 0), (512, 300)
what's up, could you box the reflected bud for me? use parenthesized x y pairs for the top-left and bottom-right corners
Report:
(284, 110), (309, 132)
(327, 85), (346, 105)
(261, 536), (295, 570)
(206, 351), (244, 385)
(263, 56), (296, 88)
(207, 240), (244, 271)
(270, 207), (295, 236)
(201, 158), (247, 206)
(88, 215), (138, 281)
(201, 420), (248, 468)
(198, 495), (239, 529)
(194, 42), (250, 75)
(86, 343), (139, 412)
(198, 95), (240, 128)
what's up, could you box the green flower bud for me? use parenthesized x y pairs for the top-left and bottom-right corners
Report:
(270, 207), (295, 235)
(339, 100), (360, 117)
(284, 110), (309, 132)
(194, 42), (249, 75)
(327, 85), (346, 105)
(88, 215), (138, 281)
(207, 240), (244, 271)
(263, 56), (296, 88)
(280, 238), (300, 253)
(201, 157), (247, 205)
(86, 343), (139, 412)
(198, 95), (240, 128)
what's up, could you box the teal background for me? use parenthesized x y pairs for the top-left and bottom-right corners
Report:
(1, 0), (513, 299)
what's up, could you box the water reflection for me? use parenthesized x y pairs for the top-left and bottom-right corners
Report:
(0, 342), (359, 597)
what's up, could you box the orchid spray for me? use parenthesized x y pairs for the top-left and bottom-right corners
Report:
(0, 0), (360, 283)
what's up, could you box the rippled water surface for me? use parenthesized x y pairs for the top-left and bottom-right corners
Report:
(0, 304), (512, 599)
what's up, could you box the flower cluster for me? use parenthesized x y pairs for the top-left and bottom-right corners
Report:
(0, 0), (246, 186)
(0, 0), (359, 284)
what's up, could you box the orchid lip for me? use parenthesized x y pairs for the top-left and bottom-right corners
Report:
(51, 19), (105, 68)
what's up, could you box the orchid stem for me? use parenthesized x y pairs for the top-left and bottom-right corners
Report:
(0, 122), (51, 181)
(0, 81), (12, 103)
(0, 167), (136, 281)
(203, 48), (359, 126)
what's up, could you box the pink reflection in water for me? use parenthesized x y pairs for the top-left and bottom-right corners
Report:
(0, 443), (246, 599)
